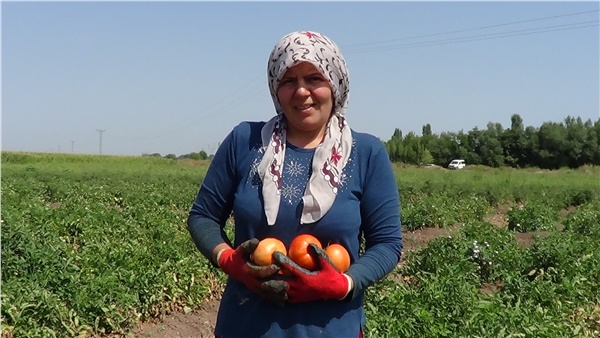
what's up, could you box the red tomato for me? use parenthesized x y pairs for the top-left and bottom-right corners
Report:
(251, 237), (287, 266)
(325, 244), (351, 272)
(288, 234), (322, 270)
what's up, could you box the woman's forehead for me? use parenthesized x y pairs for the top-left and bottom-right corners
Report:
(281, 62), (320, 76)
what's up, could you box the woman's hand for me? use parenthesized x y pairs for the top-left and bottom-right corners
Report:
(273, 244), (352, 303)
(218, 238), (289, 305)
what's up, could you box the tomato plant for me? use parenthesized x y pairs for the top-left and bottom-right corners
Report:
(251, 237), (287, 266)
(325, 243), (351, 272)
(288, 234), (322, 270)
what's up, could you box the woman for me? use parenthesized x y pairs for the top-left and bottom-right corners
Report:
(187, 30), (402, 338)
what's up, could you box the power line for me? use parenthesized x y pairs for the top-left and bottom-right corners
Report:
(342, 9), (599, 50)
(344, 20), (599, 54)
(114, 73), (264, 141)
(110, 9), (599, 147)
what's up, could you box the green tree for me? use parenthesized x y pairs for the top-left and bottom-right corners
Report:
(483, 122), (506, 167)
(428, 132), (465, 166)
(421, 123), (434, 149)
(385, 129), (404, 162)
(588, 119), (600, 164)
(537, 121), (568, 169)
(193, 151), (209, 160)
(466, 127), (483, 165)
(385, 138), (402, 162)
(401, 132), (424, 165)
(502, 114), (528, 167)
(564, 116), (588, 167)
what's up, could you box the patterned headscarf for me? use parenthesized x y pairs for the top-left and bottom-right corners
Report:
(258, 31), (353, 225)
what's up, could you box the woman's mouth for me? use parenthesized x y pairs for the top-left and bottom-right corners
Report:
(295, 104), (314, 112)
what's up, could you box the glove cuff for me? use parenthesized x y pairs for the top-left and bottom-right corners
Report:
(217, 248), (233, 270)
(338, 274), (354, 300)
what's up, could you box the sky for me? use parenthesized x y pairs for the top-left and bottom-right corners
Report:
(2, 1), (599, 156)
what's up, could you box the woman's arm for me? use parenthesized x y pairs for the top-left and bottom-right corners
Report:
(346, 141), (403, 299)
(187, 127), (239, 266)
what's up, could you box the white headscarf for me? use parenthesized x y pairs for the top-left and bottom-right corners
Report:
(258, 31), (353, 225)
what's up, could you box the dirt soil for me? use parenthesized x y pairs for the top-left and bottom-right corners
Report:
(122, 206), (544, 338)
(128, 300), (219, 338)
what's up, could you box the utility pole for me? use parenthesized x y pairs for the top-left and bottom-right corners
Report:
(96, 129), (106, 155)
(70, 140), (75, 153)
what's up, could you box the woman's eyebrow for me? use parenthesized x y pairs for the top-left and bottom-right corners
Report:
(281, 72), (322, 79)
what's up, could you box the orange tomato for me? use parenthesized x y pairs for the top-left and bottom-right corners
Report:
(251, 237), (287, 266)
(325, 243), (351, 272)
(288, 234), (322, 270)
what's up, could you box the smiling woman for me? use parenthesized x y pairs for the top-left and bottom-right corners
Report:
(276, 62), (334, 148)
(186, 30), (402, 338)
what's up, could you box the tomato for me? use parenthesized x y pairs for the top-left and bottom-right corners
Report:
(288, 234), (322, 270)
(325, 243), (351, 272)
(251, 237), (287, 266)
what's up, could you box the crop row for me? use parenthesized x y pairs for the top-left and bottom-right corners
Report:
(1, 154), (599, 337)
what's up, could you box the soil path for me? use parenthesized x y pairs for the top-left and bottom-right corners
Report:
(130, 299), (219, 338)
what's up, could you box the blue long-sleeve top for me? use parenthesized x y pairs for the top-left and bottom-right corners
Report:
(187, 121), (402, 338)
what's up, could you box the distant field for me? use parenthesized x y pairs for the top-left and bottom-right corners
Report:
(2, 152), (599, 337)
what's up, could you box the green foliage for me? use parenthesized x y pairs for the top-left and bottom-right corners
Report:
(562, 203), (600, 236)
(384, 115), (600, 169)
(401, 235), (479, 279)
(365, 272), (480, 337)
(187, 150), (208, 160)
(396, 166), (598, 231)
(401, 193), (489, 231)
(563, 188), (598, 208)
(367, 219), (600, 337)
(2, 152), (599, 337)
(507, 202), (558, 232)
(385, 131), (432, 165)
(461, 222), (526, 283)
(524, 231), (600, 302)
(1, 153), (221, 336)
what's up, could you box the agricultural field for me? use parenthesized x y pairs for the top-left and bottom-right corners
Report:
(2, 152), (599, 337)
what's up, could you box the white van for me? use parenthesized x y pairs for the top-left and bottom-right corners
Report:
(448, 159), (466, 170)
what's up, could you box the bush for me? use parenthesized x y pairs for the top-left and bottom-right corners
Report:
(461, 222), (526, 283)
(507, 202), (558, 232)
(564, 188), (598, 207)
(562, 203), (600, 237)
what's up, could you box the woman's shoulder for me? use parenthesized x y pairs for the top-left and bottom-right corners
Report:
(350, 129), (387, 152)
(230, 121), (267, 136)
(225, 121), (267, 146)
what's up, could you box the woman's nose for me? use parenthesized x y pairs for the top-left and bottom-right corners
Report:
(295, 81), (311, 96)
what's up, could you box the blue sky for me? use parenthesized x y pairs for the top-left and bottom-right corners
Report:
(2, 1), (599, 156)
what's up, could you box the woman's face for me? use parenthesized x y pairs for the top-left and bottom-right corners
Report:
(276, 62), (333, 137)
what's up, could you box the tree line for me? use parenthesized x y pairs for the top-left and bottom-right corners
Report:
(143, 150), (210, 161)
(384, 114), (600, 169)
(152, 114), (599, 170)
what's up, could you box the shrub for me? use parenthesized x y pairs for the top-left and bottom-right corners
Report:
(507, 202), (558, 232)
(564, 188), (598, 207)
(562, 203), (600, 237)
(461, 222), (525, 283)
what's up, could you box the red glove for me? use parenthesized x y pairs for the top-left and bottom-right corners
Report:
(218, 239), (289, 305)
(273, 243), (350, 303)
